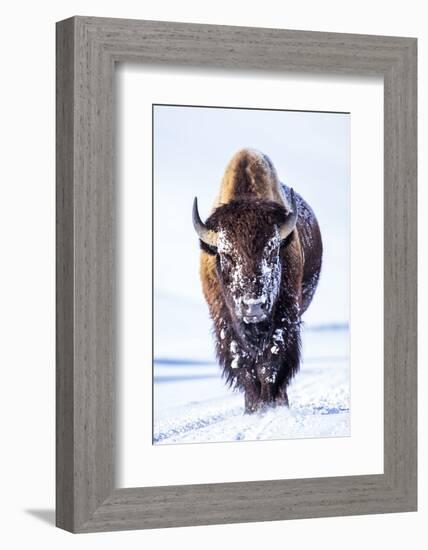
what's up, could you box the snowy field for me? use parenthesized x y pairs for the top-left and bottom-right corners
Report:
(153, 306), (350, 445)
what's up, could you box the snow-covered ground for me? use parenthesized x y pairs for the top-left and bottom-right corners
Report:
(153, 324), (350, 445)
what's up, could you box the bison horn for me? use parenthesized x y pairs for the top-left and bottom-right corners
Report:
(279, 188), (298, 240)
(192, 197), (218, 249)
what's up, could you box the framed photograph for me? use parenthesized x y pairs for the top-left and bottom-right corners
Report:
(56, 17), (417, 532)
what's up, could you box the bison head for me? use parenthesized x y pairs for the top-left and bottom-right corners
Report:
(193, 192), (298, 351)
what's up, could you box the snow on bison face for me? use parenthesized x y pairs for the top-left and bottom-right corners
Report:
(216, 226), (281, 325)
(192, 195), (298, 351)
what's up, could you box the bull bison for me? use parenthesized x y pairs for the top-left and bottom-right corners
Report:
(192, 148), (322, 413)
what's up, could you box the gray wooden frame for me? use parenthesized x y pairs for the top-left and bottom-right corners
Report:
(56, 16), (417, 533)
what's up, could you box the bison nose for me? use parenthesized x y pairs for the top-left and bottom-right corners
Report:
(242, 297), (267, 321)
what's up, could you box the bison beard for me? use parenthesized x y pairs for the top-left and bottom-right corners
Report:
(216, 293), (302, 413)
(193, 149), (322, 413)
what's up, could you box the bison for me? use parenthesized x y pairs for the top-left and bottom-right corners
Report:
(192, 148), (322, 413)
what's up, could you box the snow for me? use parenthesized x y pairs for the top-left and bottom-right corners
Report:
(153, 323), (350, 445)
(230, 356), (240, 369)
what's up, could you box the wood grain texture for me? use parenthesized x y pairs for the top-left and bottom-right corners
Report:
(56, 18), (75, 532)
(56, 16), (417, 533)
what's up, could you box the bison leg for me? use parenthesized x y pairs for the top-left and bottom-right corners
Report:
(239, 370), (261, 413)
(256, 365), (279, 409)
(275, 385), (289, 407)
(244, 390), (260, 413)
(259, 382), (276, 406)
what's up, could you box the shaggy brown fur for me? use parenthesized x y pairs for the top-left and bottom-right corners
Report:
(197, 148), (322, 412)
